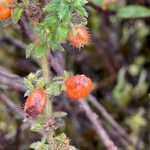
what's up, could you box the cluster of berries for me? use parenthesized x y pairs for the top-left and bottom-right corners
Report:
(25, 75), (92, 117)
(1, 0), (90, 49)
(0, 0), (92, 117)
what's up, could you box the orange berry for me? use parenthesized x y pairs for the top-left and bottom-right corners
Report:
(0, 0), (12, 20)
(24, 89), (46, 117)
(68, 27), (89, 48)
(65, 74), (92, 99)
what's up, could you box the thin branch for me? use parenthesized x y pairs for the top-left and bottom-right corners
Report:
(3, 31), (27, 49)
(0, 92), (26, 118)
(88, 95), (132, 145)
(0, 67), (25, 92)
(79, 100), (118, 150)
(15, 120), (22, 150)
(18, 18), (34, 41)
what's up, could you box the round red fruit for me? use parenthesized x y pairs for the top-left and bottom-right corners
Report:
(68, 27), (89, 48)
(0, 0), (12, 20)
(24, 89), (46, 117)
(65, 74), (92, 99)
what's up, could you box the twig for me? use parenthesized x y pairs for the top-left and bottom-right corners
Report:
(3, 31), (27, 49)
(0, 67), (25, 92)
(18, 18), (34, 41)
(78, 100), (118, 150)
(0, 92), (26, 118)
(15, 120), (22, 150)
(88, 95), (132, 145)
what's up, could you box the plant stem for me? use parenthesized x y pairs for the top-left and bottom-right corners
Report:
(41, 54), (55, 150)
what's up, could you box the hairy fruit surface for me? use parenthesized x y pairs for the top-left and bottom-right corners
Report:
(24, 89), (46, 117)
(65, 74), (92, 99)
(0, 0), (12, 20)
(68, 27), (89, 48)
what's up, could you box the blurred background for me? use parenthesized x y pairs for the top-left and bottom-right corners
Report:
(0, 0), (150, 149)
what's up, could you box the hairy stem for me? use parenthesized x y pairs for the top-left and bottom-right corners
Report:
(41, 55), (55, 150)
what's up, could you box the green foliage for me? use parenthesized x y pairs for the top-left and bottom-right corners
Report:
(26, 42), (47, 58)
(55, 133), (67, 142)
(20, 0), (88, 58)
(113, 62), (149, 107)
(34, 44), (47, 58)
(46, 76), (65, 96)
(113, 68), (133, 107)
(24, 70), (45, 96)
(117, 5), (150, 18)
(25, 43), (35, 58)
(12, 7), (23, 23)
(126, 108), (146, 134)
(24, 78), (34, 91)
(132, 70), (149, 99)
(30, 137), (48, 150)
(34, 0), (88, 53)
(55, 133), (77, 150)
(128, 56), (145, 76)
(30, 115), (46, 131)
(30, 112), (67, 132)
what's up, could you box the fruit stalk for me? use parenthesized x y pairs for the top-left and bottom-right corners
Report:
(41, 54), (55, 150)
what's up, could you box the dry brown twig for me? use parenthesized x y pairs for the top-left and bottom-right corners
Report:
(88, 94), (132, 145)
(79, 100), (118, 150)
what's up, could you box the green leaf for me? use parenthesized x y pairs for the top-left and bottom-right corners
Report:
(75, 6), (88, 17)
(113, 68), (133, 107)
(43, 1), (59, 12)
(58, 2), (70, 20)
(12, 7), (23, 23)
(117, 5), (150, 18)
(71, 0), (88, 7)
(55, 133), (66, 142)
(30, 142), (48, 150)
(46, 80), (64, 96)
(44, 14), (58, 27)
(26, 43), (35, 58)
(58, 45), (65, 52)
(36, 77), (45, 89)
(55, 24), (69, 42)
(47, 39), (59, 51)
(34, 25), (47, 41)
(126, 108), (146, 133)
(63, 11), (72, 26)
(113, 83), (133, 107)
(34, 44), (47, 58)
(24, 78), (34, 91)
(30, 115), (45, 131)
